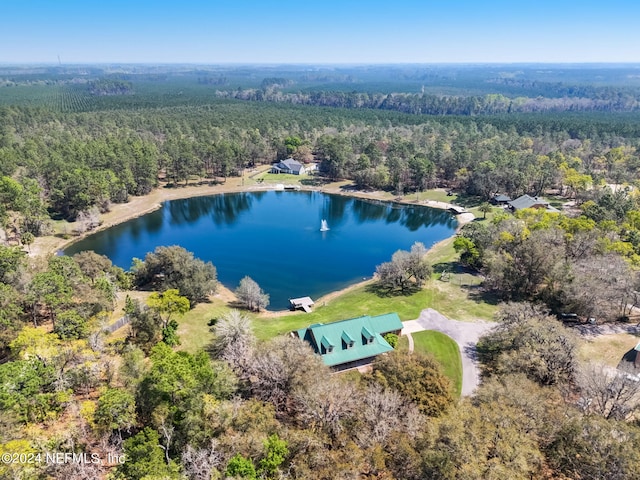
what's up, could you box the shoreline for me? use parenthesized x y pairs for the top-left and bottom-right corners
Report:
(31, 177), (474, 314)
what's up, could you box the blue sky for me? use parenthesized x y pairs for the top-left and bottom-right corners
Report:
(2, 0), (639, 64)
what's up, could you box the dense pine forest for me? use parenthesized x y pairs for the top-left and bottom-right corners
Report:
(3, 64), (640, 479)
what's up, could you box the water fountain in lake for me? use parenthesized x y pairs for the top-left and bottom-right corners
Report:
(320, 219), (329, 231)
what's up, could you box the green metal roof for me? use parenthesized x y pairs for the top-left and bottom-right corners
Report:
(368, 312), (403, 334)
(295, 313), (403, 367)
(361, 326), (374, 341)
(320, 335), (334, 349)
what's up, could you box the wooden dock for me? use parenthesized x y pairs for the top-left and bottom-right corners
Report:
(290, 296), (315, 313)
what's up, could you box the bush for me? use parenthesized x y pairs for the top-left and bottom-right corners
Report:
(383, 332), (399, 348)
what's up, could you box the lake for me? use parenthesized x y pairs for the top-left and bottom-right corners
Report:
(64, 191), (458, 309)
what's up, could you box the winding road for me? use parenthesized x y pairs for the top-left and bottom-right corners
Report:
(402, 308), (495, 396)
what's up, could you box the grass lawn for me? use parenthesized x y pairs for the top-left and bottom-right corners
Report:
(578, 333), (637, 368)
(257, 172), (305, 184)
(426, 237), (499, 321)
(411, 330), (463, 398)
(176, 296), (242, 353)
(417, 188), (457, 204)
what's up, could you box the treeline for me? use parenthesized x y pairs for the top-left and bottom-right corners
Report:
(88, 79), (134, 96)
(1, 100), (640, 233)
(219, 88), (640, 114)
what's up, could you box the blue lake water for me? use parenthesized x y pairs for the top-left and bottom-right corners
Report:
(64, 191), (457, 309)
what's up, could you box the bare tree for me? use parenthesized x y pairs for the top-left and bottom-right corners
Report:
(73, 206), (101, 234)
(210, 309), (255, 372)
(235, 276), (269, 311)
(294, 379), (358, 439)
(564, 254), (637, 321)
(244, 336), (327, 412)
(182, 441), (223, 480)
(45, 459), (106, 480)
(576, 362), (640, 420)
(355, 385), (425, 448)
(493, 301), (551, 326)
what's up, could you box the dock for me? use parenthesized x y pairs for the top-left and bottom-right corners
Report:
(448, 205), (467, 215)
(290, 296), (315, 313)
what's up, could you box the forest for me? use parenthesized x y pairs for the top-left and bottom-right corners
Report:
(3, 64), (640, 478)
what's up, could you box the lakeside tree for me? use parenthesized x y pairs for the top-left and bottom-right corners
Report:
(478, 202), (493, 219)
(375, 242), (431, 293)
(235, 276), (269, 311)
(146, 289), (190, 330)
(72, 251), (113, 285)
(126, 297), (163, 353)
(146, 289), (190, 347)
(133, 246), (217, 305)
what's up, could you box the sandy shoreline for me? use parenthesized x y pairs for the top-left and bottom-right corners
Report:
(30, 176), (474, 314)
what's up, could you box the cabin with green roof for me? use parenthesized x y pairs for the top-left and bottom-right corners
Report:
(294, 313), (403, 371)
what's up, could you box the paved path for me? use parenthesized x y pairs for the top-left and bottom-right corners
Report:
(406, 331), (415, 353)
(573, 322), (640, 338)
(402, 308), (495, 396)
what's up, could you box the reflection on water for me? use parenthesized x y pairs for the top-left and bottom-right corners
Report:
(168, 192), (262, 226)
(65, 191), (457, 309)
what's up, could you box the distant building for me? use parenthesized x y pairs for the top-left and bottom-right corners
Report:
(294, 313), (403, 371)
(270, 158), (306, 175)
(508, 194), (560, 213)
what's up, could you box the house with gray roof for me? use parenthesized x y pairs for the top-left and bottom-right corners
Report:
(270, 158), (306, 175)
(294, 313), (403, 371)
(508, 194), (560, 213)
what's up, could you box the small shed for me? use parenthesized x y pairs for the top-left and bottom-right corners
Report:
(290, 296), (315, 313)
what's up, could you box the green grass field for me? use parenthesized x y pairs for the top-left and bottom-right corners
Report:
(176, 297), (242, 353)
(411, 330), (463, 397)
(256, 172), (306, 184)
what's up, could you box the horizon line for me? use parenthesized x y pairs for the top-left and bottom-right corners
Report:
(2, 61), (640, 67)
